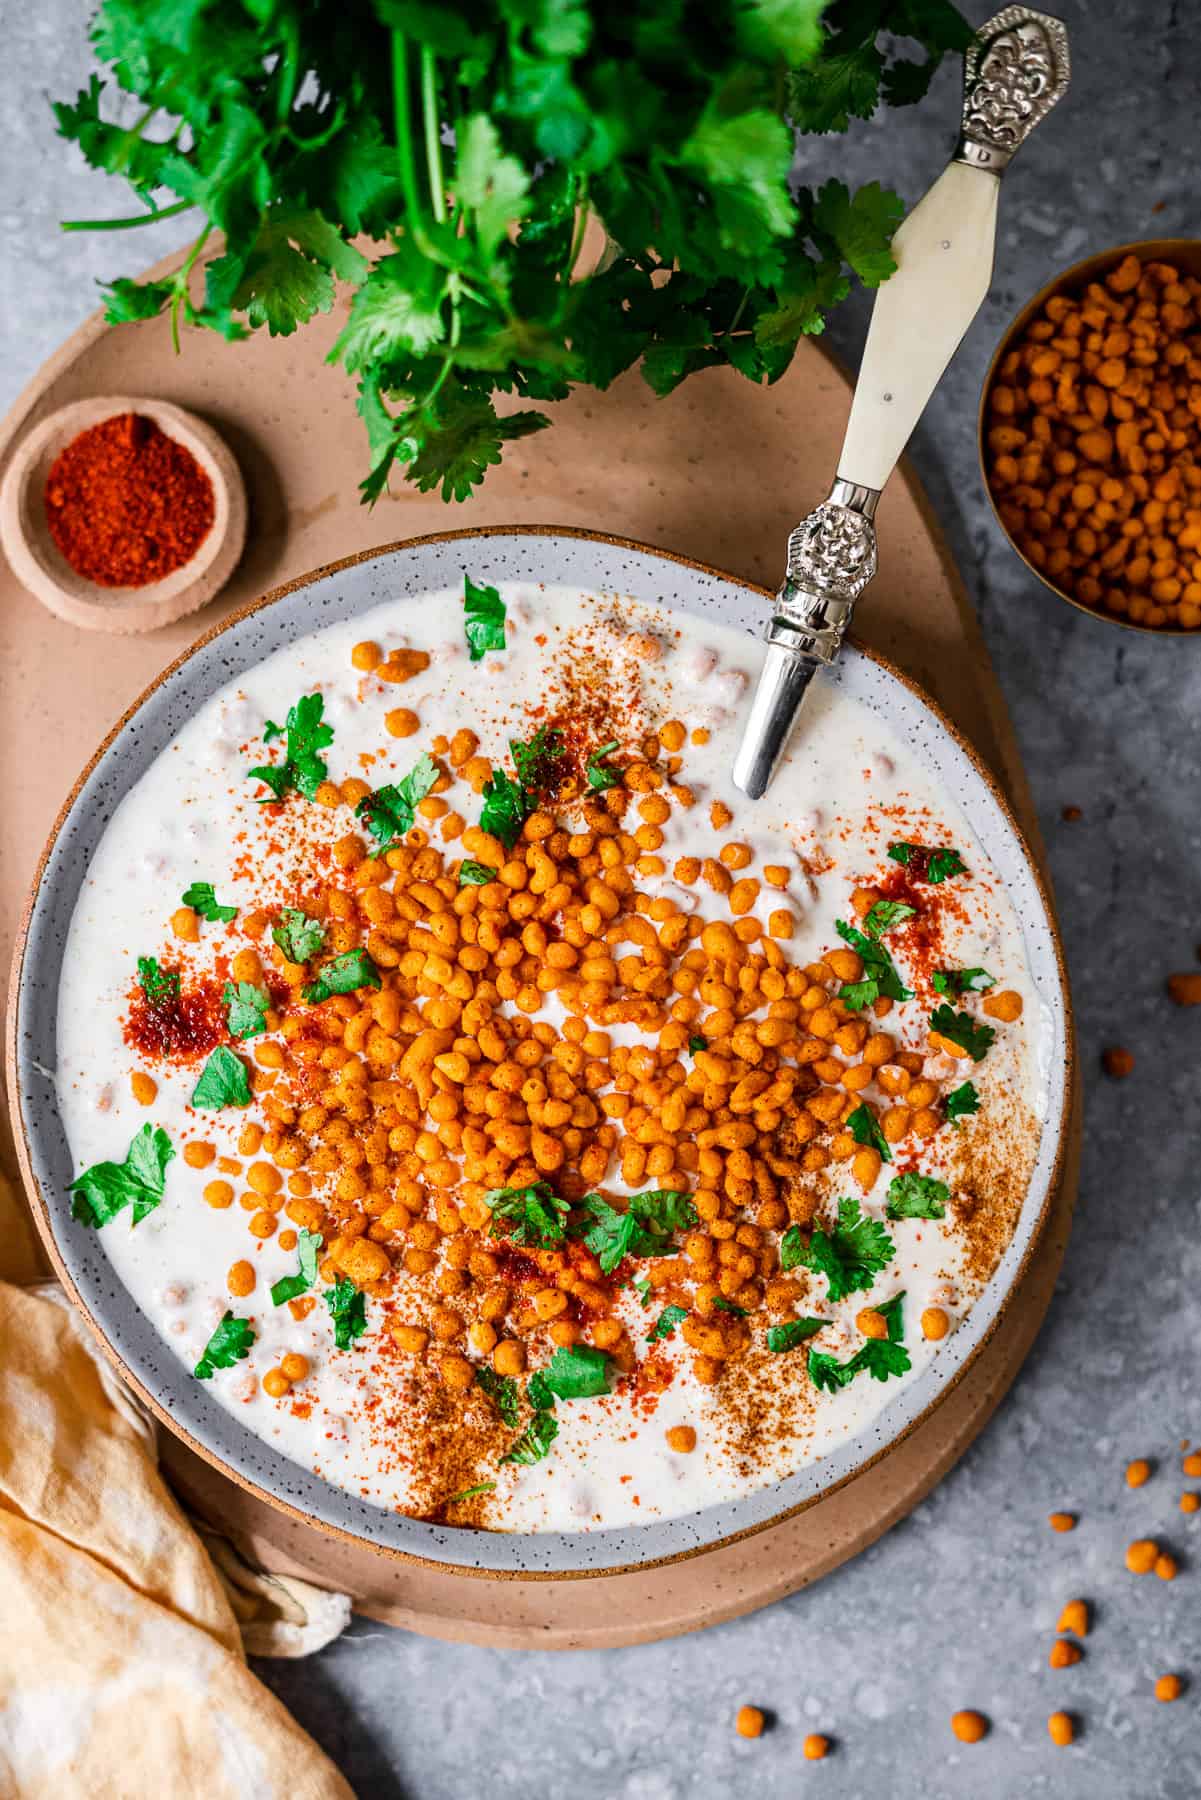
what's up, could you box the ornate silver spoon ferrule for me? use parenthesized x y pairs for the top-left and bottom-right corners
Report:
(733, 7), (1069, 801)
(956, 6), (1071, 173)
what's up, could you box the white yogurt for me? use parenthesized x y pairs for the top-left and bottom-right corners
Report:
(55, 585), (1045, 1531)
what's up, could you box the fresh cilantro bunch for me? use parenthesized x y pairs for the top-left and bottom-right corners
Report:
(54, 0), (971, 503)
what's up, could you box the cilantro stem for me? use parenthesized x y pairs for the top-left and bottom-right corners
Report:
(61, 198), (193, 233)
(390, 31), (442, 268)
(564, 176), (591, 284)
(420, 48), (446, 226)
(169, 224), (212, 355)
(274, 14), (301, 126)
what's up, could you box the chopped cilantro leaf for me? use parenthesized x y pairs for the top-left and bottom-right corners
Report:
(479, 768), (529, 850)
(247, 693), (333, 802)
(356, 753), (439, 846)
(585, 740), (622, 792)
(887, 841), (967, 883)
(476, 1367), (521, 1428)
(929, 1003), (996, 1063)
(190, 1046), (252, 1110)
(501, 1409), (558, 1466)
(945, 1080), (980, 1126)
(862, 899), (915, 937)
(458, 859), (497, 886)
(847, 1102), (892, 1165)
(688, 1035), (708, 1055)
(272, 909), (325, 963)
(485, 1181), (570, 1247)
(463, 574), (507, 660)
(809, 1292), (910, 1391)
(262, 720), (282, 744)
(632, 1275), (653, 1308)
(933, 967), (995, 997)
(886, 1174), (948, 1220)
(712, 1296), (748, 1317)
(779, 1224), (807, 1272)
(181, 882), (238, 924)
(529, 1344), (611, 1401)
(137, 956), (179, 1008)
(767, 1317), (824, 1353)
(835, 918), (912, 1012)
(799, 1198), (894, 1304)
(447, 1481), (497, 1504)
(194, 1312), (255, 1379)
(511, 725), (564, 797)
(646, 1303), (689, 1342)
(580, 1189), (698, 1274)
(325, 1277), (368, 1349)
(70, 1122), (174, 1228)
(270, 1228), (323, 1305)
(223, 979), (271, 1040)
(303, 949), (382, 1005)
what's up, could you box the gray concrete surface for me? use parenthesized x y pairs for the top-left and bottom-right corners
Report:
(4, 3), (1200, 1795)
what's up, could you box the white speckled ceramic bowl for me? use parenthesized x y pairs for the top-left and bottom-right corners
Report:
(7, 528), (1072, 1578)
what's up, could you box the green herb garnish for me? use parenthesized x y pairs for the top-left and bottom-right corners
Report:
(688, 1035), (708, 1055)
(585, 740), (622, 792)
(808, 1292), (910, 1390)
(181, 881), (238, 923)
(885, 1174), (948, 1220)
(463, 574), (507, 660)
(70, 1122), (174, 1228)
(511, 725), (564, 797)
(476, 1366), (521, 1428)
(834, 918), (912, 1012)
(862, 899), (915, 936)
(485, 1180), (570, 1247)
(136, 956), (179, 1007)
(190, 1045), (252, 1110)
(932, 967), (995, 996)
(887, 842), (967, 883)
(272, 908), (325, 963)
(847, 1101), (892, 1165)
(929, 1003), (996, 1063)
(270, 1228), (323, 1305)
(712, 1296), (748, 1317)
(501, 1410), (559, 1467)
(223, 979), (271, 1040)
(579, 1190), (698, 1274)
(478, 768), (529, 850)
(779, 1224), (807, 1272)
(355, 752), (438, 847)
(458, 859), (497, 886)
(194, 1311), (255, 1380)
(447, 1481), (497, 1504)
(632, 1274), (653, 1308)
(796, 1198), (895, 1304)
(767, 1317), (825, 1353)
(247, 693), (333, 802)
(303, 949), (382, 1005)
(945, 1080), (980, 1126)
(527, 1344), (611, 1403)
(325, 1277), (368, 1350)
(647, 1304), (689, 1342)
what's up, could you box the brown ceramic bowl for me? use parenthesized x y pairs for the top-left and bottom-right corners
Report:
(0, 394), (246, 634)
(979, 237), (1201, 637)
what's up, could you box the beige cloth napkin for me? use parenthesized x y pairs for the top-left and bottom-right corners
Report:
(0, 1154), (356, 1799)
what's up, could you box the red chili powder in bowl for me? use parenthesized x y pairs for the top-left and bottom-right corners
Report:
(43, 411), (215, 587)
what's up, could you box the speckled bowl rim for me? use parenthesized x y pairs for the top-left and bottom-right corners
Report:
(978, 236), (1201, 637)
(7, 525), (1073, 1579)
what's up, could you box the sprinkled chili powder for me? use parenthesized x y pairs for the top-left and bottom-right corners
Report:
(43, 411), (215, 587)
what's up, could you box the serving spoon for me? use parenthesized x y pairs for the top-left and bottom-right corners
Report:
(733, 5), (1071, 799)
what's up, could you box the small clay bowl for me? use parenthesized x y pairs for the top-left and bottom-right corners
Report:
(0, 394), (246, 634)
(979, 237), (1201, 637)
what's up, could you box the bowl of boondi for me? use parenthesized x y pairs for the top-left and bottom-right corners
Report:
(979, 239), (1201, 635)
